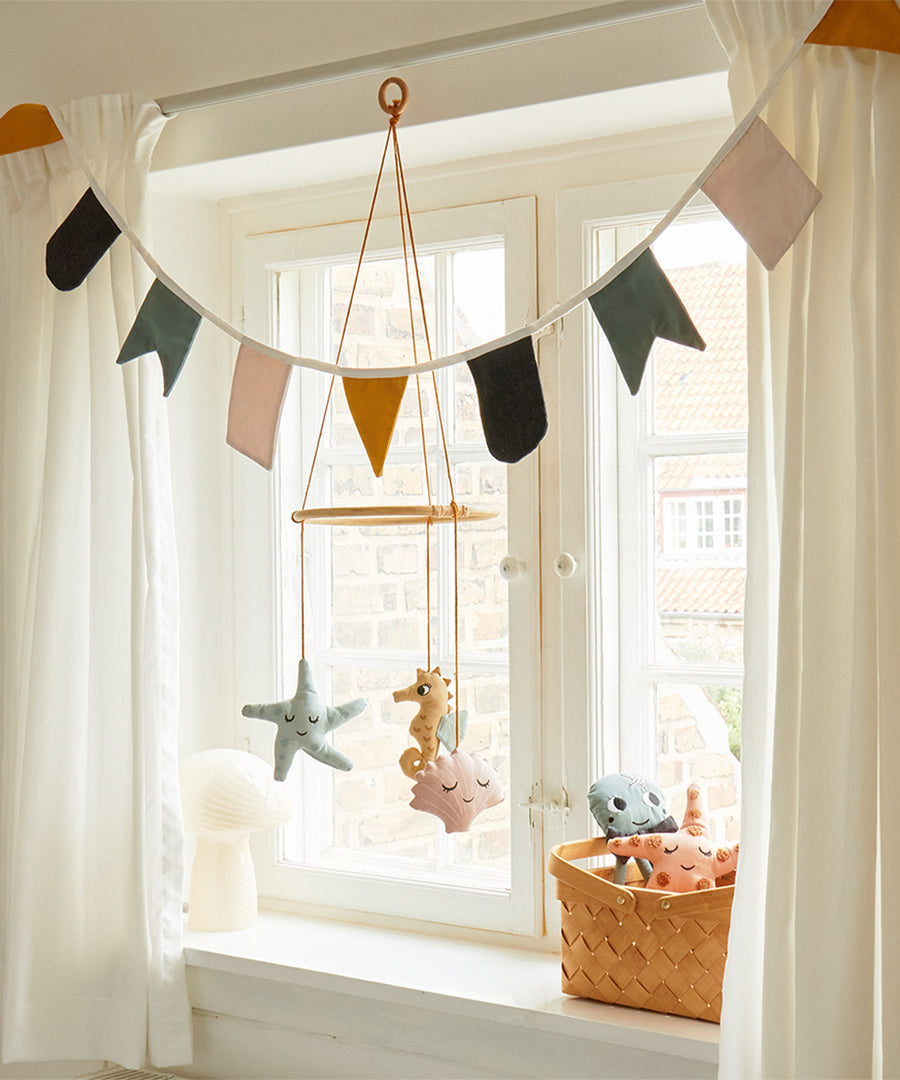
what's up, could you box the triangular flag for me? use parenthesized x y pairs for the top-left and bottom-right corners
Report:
(807, 0), (900, 55)
(116, 279), (201, 396)
(226, 345), (292, 470)
(587, 249), (705, 396)
(46, 188), (121, 291)
(701, 118), (821, 271)
(467, 336), (548, 463)
(343, 375), (408, 477)
(0, 104), (63, 156)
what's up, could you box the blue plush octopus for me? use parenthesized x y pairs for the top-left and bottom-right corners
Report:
(588, 772), (677, 884)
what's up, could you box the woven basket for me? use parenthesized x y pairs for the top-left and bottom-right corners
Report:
(548, 837), (735, 1023)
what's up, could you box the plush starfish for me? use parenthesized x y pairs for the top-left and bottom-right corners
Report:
(607, 783), (739, 892)
(242, 659), (366, 781)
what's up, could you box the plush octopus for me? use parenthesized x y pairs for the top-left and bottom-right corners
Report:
(588, 772), (677, 884)
(607, 783), (739, 892)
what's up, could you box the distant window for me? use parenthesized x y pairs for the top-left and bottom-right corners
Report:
(662, 493), (746, 556)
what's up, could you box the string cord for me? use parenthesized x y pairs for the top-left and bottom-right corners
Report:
(390, 113), (461, 714)
(299, 122), (394, 514)
(453, 501), (460, 748)
(393, 130), (456, 505)
(389, 118), (460, 680)
(390, 120), (433, 508)
(297, 121), (395, 656)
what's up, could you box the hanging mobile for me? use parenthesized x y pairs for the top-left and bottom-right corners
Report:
(288, 77), (503, 830)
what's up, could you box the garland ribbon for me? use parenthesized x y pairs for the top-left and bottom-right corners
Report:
(38, 0), (840, 466)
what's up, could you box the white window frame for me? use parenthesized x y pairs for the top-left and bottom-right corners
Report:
(232, 197), (544, 936)
(553, 177), (746, 830)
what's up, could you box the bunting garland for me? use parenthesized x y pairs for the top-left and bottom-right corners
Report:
(33, 0), (890, 468)
(226, 345), (293, 470)
(587, 249), (706, 396)
(805, 0), (900, 54)
(467, 336), (548, 463)
(116, 279), (202, 396)
(342, 375), (409, 478)
(0, 103), (63, 155)
(700, 117), (822, 272)
(46, 188), (121, 291)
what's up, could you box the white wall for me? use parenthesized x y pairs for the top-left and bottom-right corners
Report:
(171, 964), (717, 1080)
(0, 1), (726, 172)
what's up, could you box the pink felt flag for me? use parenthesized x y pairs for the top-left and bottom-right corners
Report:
(226, 345), (292, 470)
(701, 117), (822, 271)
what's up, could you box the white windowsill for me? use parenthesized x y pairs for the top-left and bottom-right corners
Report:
(183, 911), (719, 1067)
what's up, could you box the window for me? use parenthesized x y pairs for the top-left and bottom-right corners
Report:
(662, 494), (746, 556)
(231, 152), (747, 940)
(236, 199), (542, 934)
(556, 182), (746, 852)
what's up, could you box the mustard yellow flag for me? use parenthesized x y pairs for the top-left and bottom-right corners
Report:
(343, 375), (408, 477)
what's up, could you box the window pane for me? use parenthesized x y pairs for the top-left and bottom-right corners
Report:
(328, 255), (437, 448)
(656, 682), (741, 844)
(279, 237), (511, 890)
(652, 221), (747, 435)
(451, 246), (505, 445)
(454, 460), (509, 655)
(655, 453), (746, 666)
(278, 662), (511, 881)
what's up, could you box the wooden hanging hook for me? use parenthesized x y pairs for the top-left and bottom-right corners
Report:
(378, 76), (409, 121)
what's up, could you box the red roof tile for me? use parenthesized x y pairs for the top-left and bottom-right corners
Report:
(656, 453), (747, 493)
(654, 263), (747, 434)
(657, 566), (746, 616)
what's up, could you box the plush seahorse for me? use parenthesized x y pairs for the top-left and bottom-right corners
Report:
(394, 667), (452, 778)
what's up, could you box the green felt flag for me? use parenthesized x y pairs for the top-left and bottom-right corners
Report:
(116, 279), (202, 396)
(587, 249), (705, 395)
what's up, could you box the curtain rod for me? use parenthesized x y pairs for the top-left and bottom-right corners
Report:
(156, 0), (703, 116)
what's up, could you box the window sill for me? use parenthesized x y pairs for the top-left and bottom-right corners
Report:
(182, 911), (718, 1074)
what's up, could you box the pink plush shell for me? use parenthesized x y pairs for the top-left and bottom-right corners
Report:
(410, 749), (503, 833)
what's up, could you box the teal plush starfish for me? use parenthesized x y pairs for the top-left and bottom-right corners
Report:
(242, 659), (366, 781)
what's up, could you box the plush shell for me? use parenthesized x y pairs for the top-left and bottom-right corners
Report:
(410, 749), (503, 833)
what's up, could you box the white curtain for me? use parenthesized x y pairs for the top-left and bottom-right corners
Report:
(706, 5), (900, 1078)
(0, 94), (192, 1069)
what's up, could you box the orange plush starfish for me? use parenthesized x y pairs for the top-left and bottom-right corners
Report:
(608, 783), (738, 892)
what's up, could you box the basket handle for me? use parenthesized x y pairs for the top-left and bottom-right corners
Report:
(547, 838), (638, 913)
(548, 839), (737, 918)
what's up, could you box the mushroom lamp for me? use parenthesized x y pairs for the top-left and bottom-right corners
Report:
(181, 749), (292, 931)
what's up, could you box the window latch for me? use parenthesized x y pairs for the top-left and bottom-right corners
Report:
(521, 784), (570, 827)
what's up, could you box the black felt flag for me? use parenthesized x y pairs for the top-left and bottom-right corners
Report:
(116, 279), (202, 396)
(587, 248), (705, 395)
(46, 188), (121, 291)
(467, 336), (547, 463)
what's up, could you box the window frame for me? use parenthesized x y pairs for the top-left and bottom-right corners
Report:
(232, 196), (545, 936)
(552, 178), (746, 864)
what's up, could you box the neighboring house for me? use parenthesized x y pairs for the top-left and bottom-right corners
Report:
(654, 261), (747, 837)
